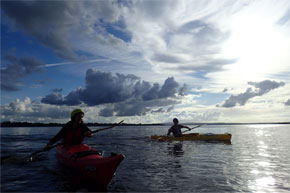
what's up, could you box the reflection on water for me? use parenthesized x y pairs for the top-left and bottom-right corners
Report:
(167, 142), (184, 157)
(247, 126), (280, 193)
(248, 124), (280, 129)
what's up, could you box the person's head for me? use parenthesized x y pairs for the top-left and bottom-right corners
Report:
(71, 109), (84, 123)
(173, 118), (179, 125)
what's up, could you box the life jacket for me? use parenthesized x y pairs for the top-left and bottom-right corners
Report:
(62, 124), (85, 146)
(170, 125), (183, 137)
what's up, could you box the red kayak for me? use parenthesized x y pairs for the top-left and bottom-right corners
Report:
(56, 144), (125, 189)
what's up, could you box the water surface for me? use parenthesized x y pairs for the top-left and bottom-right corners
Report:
(1, 124), (290, 192)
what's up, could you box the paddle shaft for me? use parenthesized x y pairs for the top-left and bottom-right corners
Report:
(182, 124), (203, 133)
(32, 120), (124, 155)
(4, 121), (124, 163)
(91, 120), (124, 134)
(29, 143), (62, 157)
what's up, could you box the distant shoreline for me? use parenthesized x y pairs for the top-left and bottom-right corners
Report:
(1, 121), (289, 127)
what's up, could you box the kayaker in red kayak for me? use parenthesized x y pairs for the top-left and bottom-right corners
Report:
(167, 118), (191, 137)
(44, 109), (93, 150)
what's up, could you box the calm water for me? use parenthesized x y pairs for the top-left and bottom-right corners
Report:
(1, 124), (290, 192)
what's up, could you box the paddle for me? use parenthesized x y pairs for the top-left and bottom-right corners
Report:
(1, 143), (63, 164)
(1, 121), (124, 164)
(26, 143), (63, 159)
(28, 120), (124, 159)
(91, 120), (124, 133)
(182, 124), (204, 133)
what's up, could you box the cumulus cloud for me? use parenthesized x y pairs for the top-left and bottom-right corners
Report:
(221, 80), (285, 108)
(175, 110), (222, 122)
(1, 54), (45, 91)
(285, 98), (290, 106)
(1, 1), (123, 61)
(151, 108), (165, 114)
(167, 106), (175, 112)
(42, 69), (187, 116)
(1, 98), (71, 122)
(2, 1), (79, 60)
(277, 8), (290, 25)
(99, 98), (180, 117)
(41, 92), (68, 106)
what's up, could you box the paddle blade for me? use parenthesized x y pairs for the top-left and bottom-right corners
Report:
(119, 120), (124, 124)
(1, 154), (39, 164)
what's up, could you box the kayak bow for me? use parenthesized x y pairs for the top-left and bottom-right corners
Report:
(56, 144), (124, 189)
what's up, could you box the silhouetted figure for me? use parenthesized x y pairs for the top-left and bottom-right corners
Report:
(167, 118), (191, 137)
(44, 109), (93, 149)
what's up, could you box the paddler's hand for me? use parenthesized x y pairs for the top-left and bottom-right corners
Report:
(85, 131), (93, 137)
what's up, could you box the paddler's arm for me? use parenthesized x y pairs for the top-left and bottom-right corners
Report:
(181, 125), (191, 131)
(167, 127), (173, 136)
(44, 126), (66, 150)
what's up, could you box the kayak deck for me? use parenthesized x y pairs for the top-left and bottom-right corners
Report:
(56, 144), (124, 189)
(151, 133), (232, 142)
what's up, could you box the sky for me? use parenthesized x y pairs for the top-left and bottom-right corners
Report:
(1, 0), (290, 124)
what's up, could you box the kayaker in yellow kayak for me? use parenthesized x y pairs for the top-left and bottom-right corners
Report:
(167, 118), (191, 137)
(44, 109), (93, 150)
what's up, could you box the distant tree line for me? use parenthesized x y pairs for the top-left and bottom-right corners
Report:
(0, 121), (64, 127)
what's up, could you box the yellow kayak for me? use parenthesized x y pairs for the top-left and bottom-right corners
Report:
(150, 133), (232, 142)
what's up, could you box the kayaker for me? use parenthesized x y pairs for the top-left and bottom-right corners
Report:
(44, 109), (93, 149)
(167, 118), (191, 137)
